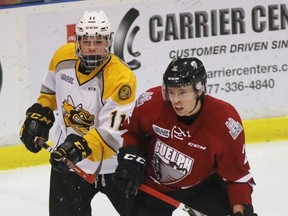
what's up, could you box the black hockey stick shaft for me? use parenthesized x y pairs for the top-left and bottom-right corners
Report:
(34, 136), (103, 184)
(139, 184), (207, 216)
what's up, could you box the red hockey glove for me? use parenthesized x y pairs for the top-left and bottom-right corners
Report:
(20, 103), (55, 153)
(113, 146), (146, 199)
(50, 134), (91, 172)
(232, 204), (258, 216)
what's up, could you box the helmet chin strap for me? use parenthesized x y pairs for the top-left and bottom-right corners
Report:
(188, 90), (203, 114)
(188, 97), (200, 114)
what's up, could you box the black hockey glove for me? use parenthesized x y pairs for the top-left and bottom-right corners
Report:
(232, 204), (258, 216)
(20, 103), (55, 153)
(113, 146), (146, 199)
(50, 134), (92, 172)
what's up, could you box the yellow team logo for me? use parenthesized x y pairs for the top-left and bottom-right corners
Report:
(62, 95), (95, 135)
(118, 84), (132, 100)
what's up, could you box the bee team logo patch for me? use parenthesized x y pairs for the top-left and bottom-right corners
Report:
(119, 84), (132, 100)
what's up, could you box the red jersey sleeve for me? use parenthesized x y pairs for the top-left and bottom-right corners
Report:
(211, 101), (255, 206)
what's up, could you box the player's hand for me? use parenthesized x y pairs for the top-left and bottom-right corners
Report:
(232, 204), (258, 216)
(50, 134), (92, 172)
(113, 146), (146, 199)
(20, 103), (55, 153)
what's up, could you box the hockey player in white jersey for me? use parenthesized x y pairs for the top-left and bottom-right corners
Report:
(20, 10), (136, 216)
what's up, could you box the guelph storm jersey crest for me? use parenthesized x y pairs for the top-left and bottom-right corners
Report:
(151, 139), (194, 184)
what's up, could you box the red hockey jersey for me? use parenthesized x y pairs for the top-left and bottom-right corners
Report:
(122, 86), (255, 207)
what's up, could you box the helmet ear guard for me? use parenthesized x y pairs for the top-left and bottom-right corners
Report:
(195, 81), (205, 96)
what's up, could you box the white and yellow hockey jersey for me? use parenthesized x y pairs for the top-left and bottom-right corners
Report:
(37, 43), (137, 174)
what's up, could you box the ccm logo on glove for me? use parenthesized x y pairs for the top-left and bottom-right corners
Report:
(74, 141), (89, 159)
(28, 112), (54, 125)
(124, 153), (146, 165)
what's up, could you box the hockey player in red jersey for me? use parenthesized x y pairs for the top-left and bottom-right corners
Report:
(113, 57), (257, 216)
(19, 10), (136, 216)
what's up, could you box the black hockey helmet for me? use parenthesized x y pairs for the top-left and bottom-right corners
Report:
(163, 57), (207, 94)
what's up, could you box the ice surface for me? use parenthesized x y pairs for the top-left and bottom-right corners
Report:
(0, 141), (287, 216)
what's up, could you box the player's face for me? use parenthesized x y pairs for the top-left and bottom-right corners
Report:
(79, 35), (110, 56)
(167, 85), (199, 116)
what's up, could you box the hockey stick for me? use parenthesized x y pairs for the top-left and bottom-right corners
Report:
(138, 184), (207, 216)
(34, 136), (103, 184)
